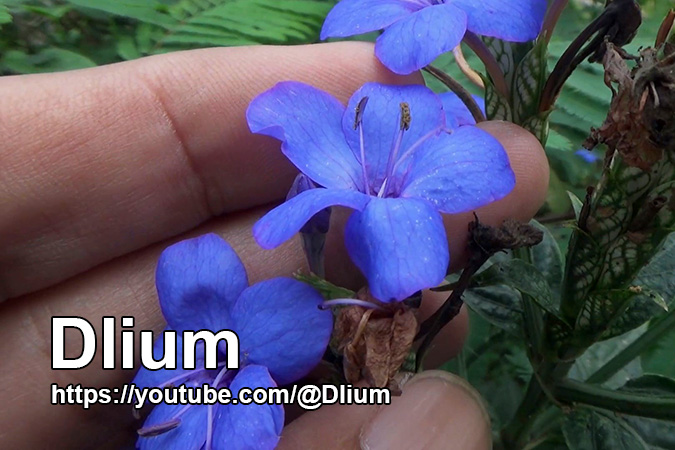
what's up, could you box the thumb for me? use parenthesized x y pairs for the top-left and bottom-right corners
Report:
(279, 371), (491, 450)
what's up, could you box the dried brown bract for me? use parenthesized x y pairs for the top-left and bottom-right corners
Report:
(584, 42), (675, 169)
(469, 216), (544, 257)
(334, 289), (418, 389)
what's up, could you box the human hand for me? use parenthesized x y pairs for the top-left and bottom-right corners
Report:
(0, 42), (548, 449)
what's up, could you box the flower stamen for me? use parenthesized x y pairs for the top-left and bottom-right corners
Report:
(205, 365), (230, 450)
(319, 298), (386, 311)
(354, 96), (371, 193)
(378, 102), (411, 197)
(137, 418), (181, 437)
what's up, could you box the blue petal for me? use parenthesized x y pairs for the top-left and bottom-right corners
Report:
(345, 197), (448, 302)
(453, 0), (547, 42)
(156, 234), (245, 333)
(133, 333), (213, 392)
(231, 278), (332, 385)
(375, 3), (467, 74)
(401, 126), (515, 213)
(439, 92), (485, 127)
(253, 188), (369, 249)
(132, 332), (187, 390)
(321, 0), (420, 39)
(247, 81), (362, 190)
(212, 365), (283, 450)
(342, 83), (445, 192)
(137, 404), (207, 450)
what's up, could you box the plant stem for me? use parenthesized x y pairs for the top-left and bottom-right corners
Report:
(501, 360), (572, 449)
(501, 374), (549, 449)
(553, 378), (675, 420)
(586, 307), (675, 384)
(463, 31), (510, 99)
(540, 0), (570, 45)
(423, 65), (486, 123)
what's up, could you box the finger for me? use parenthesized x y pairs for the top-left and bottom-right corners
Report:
(0, 42), (419, 301)
(280, 371), (491, 450)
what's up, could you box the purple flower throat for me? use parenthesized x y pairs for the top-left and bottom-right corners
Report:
(355, 97), (442, 198)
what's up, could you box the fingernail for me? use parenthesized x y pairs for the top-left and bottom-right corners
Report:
(360, 371), (491, 450)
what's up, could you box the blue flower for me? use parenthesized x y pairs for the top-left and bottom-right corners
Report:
(575, 148), (601, 164)
(321, 0), (548, 74)
(439, 92), (485, 128)
(247, 82), (515, 302)
(133, 234), (333, 450)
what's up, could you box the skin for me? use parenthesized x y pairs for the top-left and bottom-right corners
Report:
(0, 42), (549, 449)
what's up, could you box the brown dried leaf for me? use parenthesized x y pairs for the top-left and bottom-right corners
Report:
(585, 44), (671, 170)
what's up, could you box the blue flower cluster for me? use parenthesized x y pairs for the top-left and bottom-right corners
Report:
(133, 1), (546, 448)
(133, 235), (332, 449)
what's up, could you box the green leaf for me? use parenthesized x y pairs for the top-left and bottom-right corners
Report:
(531, 221), (565, 298)
(624, 417), (675, 450)
(620, 375), (675, 397)
(146, 0), (332, 52)
(0, 5), (12, 24)
(602, 290), (668, 340)
(116, 35), (142, 61)
(513, 38), (548, 124)
(568, 191), (584, 221)
(563, 409), (650, 450)
(641, 325), (675, 378)
(473, 259), (562, 321)
(483, 76), (513, 121)
(569, 325), (646, 389)
(65, 0), (177, 27)
(572, 288), (665, 344)
(635, 233), (675, 305)
(463, 285), (523, 336)
(0, 48), (96, 74)
(293, 273), (355, 300)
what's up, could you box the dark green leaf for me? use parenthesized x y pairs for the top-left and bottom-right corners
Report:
(473, 259), (562, 321)
(531, 220), (564, 298)
(568, 191), (584, 221)
(641, 325), (675, 378)
(620, 375), (675, 397)
(563, 409), (650, 450)
(65, 0), (177, 27)
(602, 290), (667, 340)
(635, 233), (675, 305)
(624, 417), (675, 450)
(463, 285), (523, 336)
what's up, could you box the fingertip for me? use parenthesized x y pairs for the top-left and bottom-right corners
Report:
(361, 370), (491, 450)
(477, 120), (549, 221)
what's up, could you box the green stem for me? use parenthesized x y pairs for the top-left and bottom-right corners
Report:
(586, 307), (675, 385)
(554, 378), (675, 420)
(501, 375), (549, 449)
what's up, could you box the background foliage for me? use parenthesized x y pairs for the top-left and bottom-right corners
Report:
(2, 1), (674, 448)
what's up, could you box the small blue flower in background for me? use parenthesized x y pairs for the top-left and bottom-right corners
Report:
(321, 0), (548, 74)
(575, 148), (601, 164)
(133, 234), (333, 450)
(247, 82), (515, 302)
(439, 92), (485, 128)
